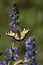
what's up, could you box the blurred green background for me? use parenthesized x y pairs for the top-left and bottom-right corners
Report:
(0, 0), (43, 65)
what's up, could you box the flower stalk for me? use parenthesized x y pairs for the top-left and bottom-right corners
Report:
(0, 2), (38, 65)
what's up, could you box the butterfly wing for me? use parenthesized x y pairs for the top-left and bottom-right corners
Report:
(22, 28), (31, 35)
(20, 28), (31, 40)
(5, 31), (20, 41)
(5, 31), (15, 37)
(14, 28), (31, 41)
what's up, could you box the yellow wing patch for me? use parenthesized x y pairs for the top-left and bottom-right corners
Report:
(6, 31), (15, 36)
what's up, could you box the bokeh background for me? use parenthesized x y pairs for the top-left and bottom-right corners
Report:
(0, 0), (43, 65)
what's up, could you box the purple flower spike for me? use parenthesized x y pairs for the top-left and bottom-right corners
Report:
(13, 54), (19, 61)
(24, 63), (28, 65)
(9, 13), (14, 17)
(12, 27), (16, 31)
(31, 62), (37, 65)
(25, 40), (29, 45)
(11, 19), (16, 24)
(13, 57), (17, 61)
(5, 48), (9, 53)
(9, 22), (13, 27)
(24, 55), (29, 60)
(25, 51), (31, 56)
(5, 56), (10, 62)
(25, 37), (33, 45)
(3, 61), (6, 65)
(26, 44), (33, 49)
(25, 38), (30, 45)
(12, 47), (19, 52)
(32, 41), (36, 45)
(31, 55), (36, 60)
(28, 37), (33, 43)
(9, 19), (16, 27)
(0, 62), (3, 65)
(32, 50), (37, 55)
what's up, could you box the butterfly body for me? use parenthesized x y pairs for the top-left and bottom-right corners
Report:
(5, 28), (31, 42)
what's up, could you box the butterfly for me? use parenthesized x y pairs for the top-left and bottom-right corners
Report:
(5, 28), (31, 42)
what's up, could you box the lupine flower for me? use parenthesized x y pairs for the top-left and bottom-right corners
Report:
(13, 54), (19, 61)
(32, 50), (37, 55)
(24, 50), (31, 60)
(5, 48), (9, 53)
(25, 37), (33, 45)
(25, 37), (35, 45)
(0, 61), (6, 65)
(3, 61), (6, 65)
(24, 56), (28, 60)
(26, 44), (33, 49)
(30, 62), (37, 65)
(24, 63), (28, 65)
(5, 56), (10, 62)
(12, 47), (19, 52)
(11, 19), (16, 24)
(9, 22), (13, 27)
(12, 15), (16, 19)
(32, 41), (36, 45)
(0, 62), (3, 65)
(9, 13), (14, 17)
(31, 55), (36, 60)
(24, 54), (30, 60)
(25, 37), (36, 50)
(25, 38), (31, 45)
(9, 19), (16, 27)
(25, 51), (31, 56)
(12, 27), (16, 31)
(32, 41), (36, 47)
